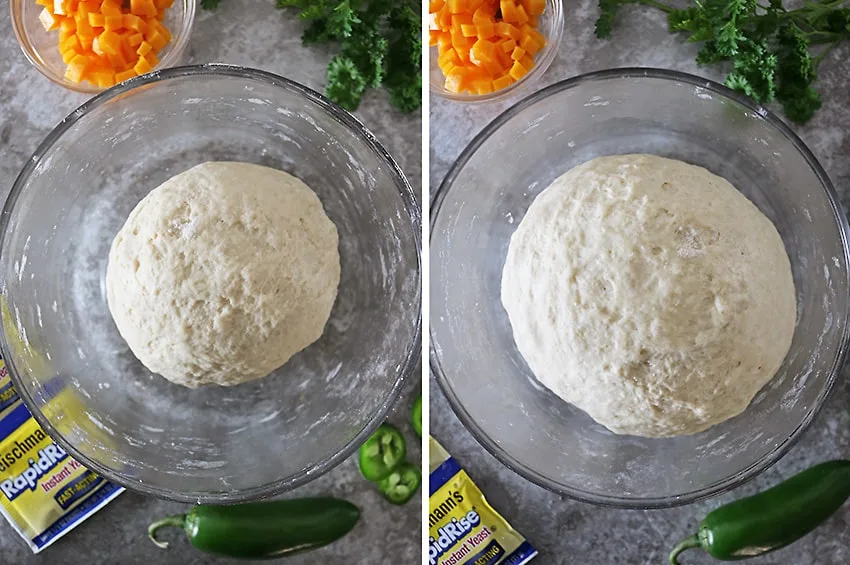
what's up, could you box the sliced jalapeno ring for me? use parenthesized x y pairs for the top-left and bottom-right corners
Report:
(411, 393), (422, 437)
(358, 423), (407, 481)
(378, 462), (421, 505)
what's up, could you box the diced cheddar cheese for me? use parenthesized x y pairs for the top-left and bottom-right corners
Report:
(431, 0), (548, 95)
(133, 55), (153, 75)
(39, 8), (60, 31)
(115, 69), (137, 82)
(35, 0), (175, 88)
(136, 40), (152, 57)
(130, 0), (157, 18)
(64, 53), (92, 82)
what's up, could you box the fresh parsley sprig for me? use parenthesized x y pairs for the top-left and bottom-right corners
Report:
(596, 0), (850, 123)
(277, 0), (421, 113)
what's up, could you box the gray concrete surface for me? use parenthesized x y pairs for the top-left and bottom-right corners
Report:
(0, 1), (421, 563)
(430, 1), (850, 564)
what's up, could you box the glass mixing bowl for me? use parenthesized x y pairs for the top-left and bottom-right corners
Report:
(430, 68), (850, 508)
(1, 65), (421, 503)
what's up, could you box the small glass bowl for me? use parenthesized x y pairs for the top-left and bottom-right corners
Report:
(429, 0), (564, 104)
(10, 0), (195, 94)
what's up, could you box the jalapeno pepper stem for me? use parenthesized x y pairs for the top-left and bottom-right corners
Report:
(147, 514), (187, 550)
(668, 534), (701, 565)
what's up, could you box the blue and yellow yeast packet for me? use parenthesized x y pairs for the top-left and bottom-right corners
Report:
(429, 437), (537, 565)
(0, 403), (123, 553)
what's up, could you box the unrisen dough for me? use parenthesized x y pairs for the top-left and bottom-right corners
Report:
(501, 154), (796, 437)
(106, 161), (340, 388)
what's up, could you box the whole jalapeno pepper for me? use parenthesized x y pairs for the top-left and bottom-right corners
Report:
(147, 497), (360, 560)
(670, 460), (850, 564)
(358, 423), (406, 481)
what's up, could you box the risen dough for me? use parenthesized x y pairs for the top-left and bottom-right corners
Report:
(501, 154), (796, 437)
(106, 161), (340, 388)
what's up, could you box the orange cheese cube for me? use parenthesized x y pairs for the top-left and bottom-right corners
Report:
(91, 36), (103, 55)
(97, 29), (121, 54)
(438, 47), (461, 68)
(476, 21), (495, 38)
(115, 69), (137, 83)
(471, 79), (494, 94)
(61, 48), (78, 63)
(100, 0), (121, 16)
(142, 52), (158, 67)
(500, 0), (518, 22)
(520, 34), (541, 56)
(74, 12), (95, 37)
(495, 22), (521, 40)
(472, 4), (495, 24)
(64, 53), (92, 82)
(106, 50), (128, 70)
(122, 13), (147, 32)
(39, 8), (60, 31)
(470, 38), (496, 63)
(444, 67), (469, 93)
(133, 56), (153, 75)
(521, 24), (545, 45)
(451, 13), (473, 27)
(130, 0), (157, 17)
(492, 74), (514, 90)
(90, 67), (115, 87)
(59, 33), (80, 51)
(508, 60), (529, 80)
(500, 38), (517, 52)
(136, 40), (153, 56)
(525, 0), (545, 16)
(103, 14), (123, 30)
(151, 19), (171, 41)
(446, 0), (467, 14)
(58, 15), (76, 37)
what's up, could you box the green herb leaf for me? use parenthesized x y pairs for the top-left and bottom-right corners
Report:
(326, 56), (367, 111)
(278, 0), (420, 113)
(595, 0), (850, 122)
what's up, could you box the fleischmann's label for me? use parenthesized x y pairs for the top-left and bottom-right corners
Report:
(429, 437), (537, 565)
(0, 402), (123, 553)
(0, 355), (20, 418)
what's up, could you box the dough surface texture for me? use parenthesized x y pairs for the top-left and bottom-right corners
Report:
(106, 161), (340, 388)
(501, 154), (796, 437)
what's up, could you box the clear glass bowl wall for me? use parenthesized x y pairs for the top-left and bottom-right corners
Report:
(430, 69), (850, 507)
(1, 66), (421, 503)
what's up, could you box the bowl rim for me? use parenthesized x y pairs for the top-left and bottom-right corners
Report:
(0, 63), (422, 504)
(430, 66), (850, 509)
(429, 0), (564, 104)
(9, 0), (196, 94)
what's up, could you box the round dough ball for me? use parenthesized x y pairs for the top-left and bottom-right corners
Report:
(106, 161), (340, 388)
(501, 154), (796, 437)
